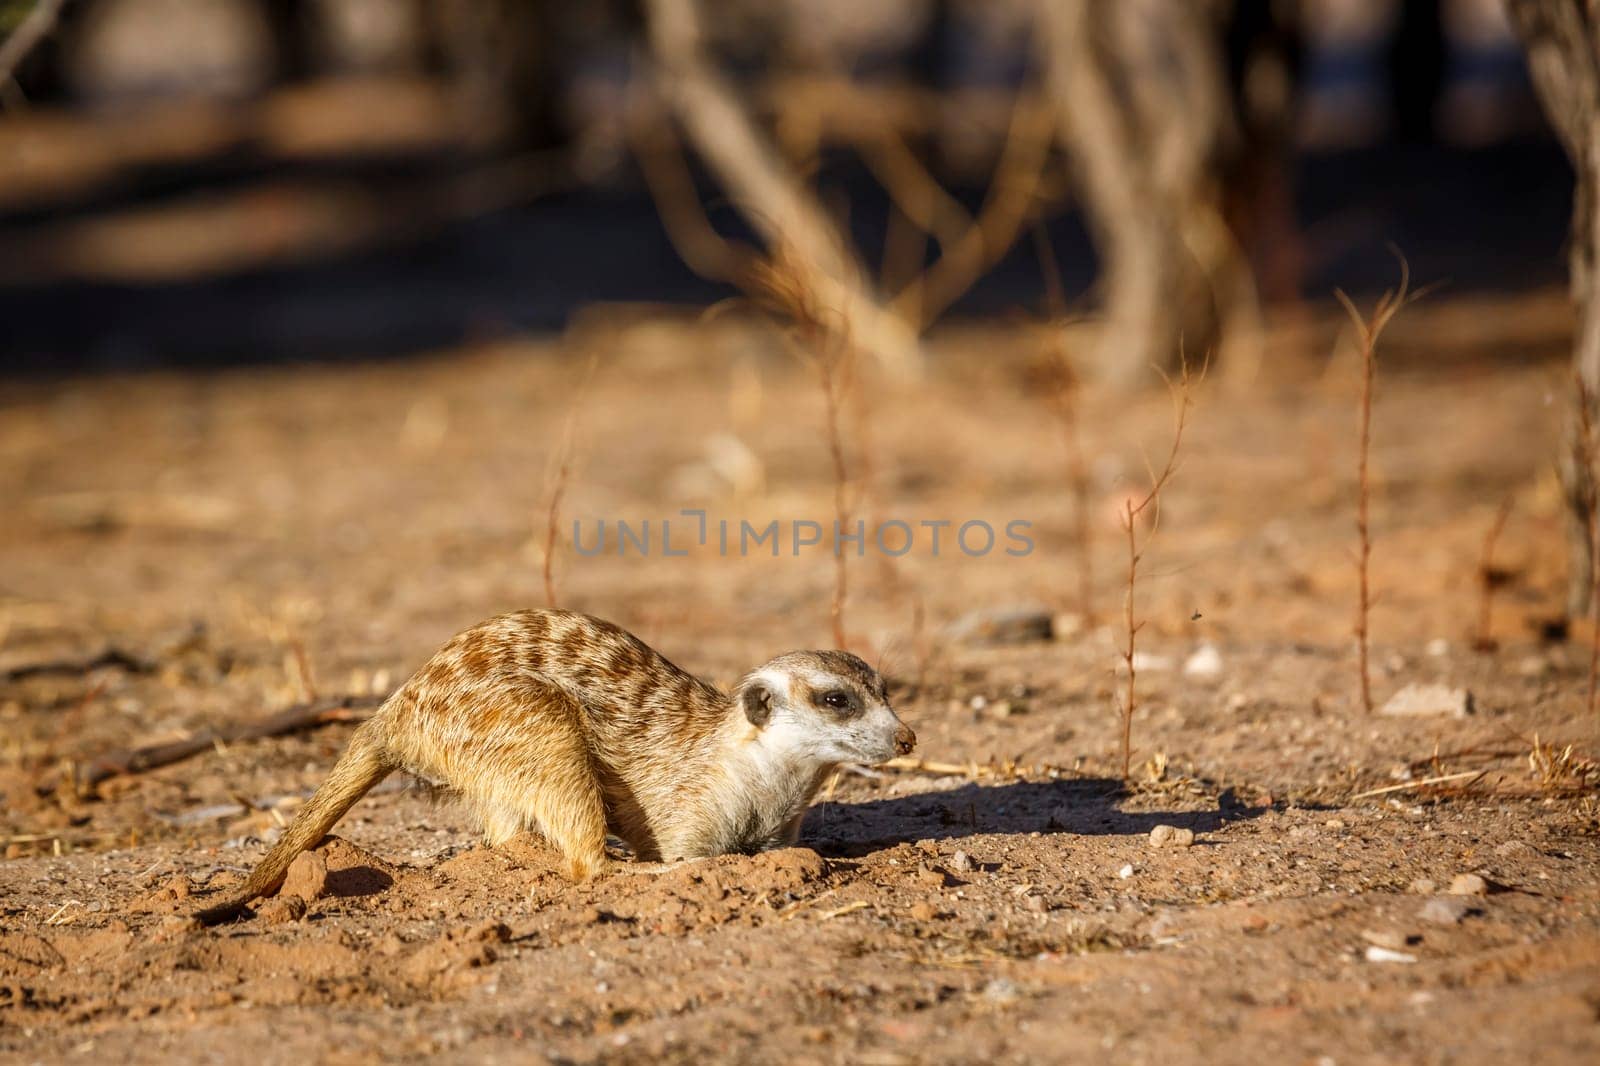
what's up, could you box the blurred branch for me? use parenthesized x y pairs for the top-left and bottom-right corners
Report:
(75, 694), (384, 792)
(1037, 0), (1242, 389)
(0, 0), (64, 106)
(643, 0), (921, 377)
(627, 97), (755, 283)
(890, 85), (1055, 329)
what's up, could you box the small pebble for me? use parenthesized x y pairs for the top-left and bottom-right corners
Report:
(1447, 873), (1488, 897)
(1360, 929), (1409, 951)
(1380, 683), (1472, 718)
(1515, 655), (1550, 678)
(946, 605), (1054, 646)
(1148, 825), (1196, 849)
(257, 896), (306, 925)
(908, 901), (938, 922)
(1365, 945), (1418, 964)
(151, 914), (200, 941)
(1118, 864), (1135, 879)
(948, 850), (975, 873)
(1420, 896), (1473, 925)
(982, 977), (1021, 1005)
(1183, 644), (1224, 678)
(1409, 878), (1438, 895)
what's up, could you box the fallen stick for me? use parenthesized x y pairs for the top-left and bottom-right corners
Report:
(1349, 770), (1485, 801)
(75, 693), (384, 790)
(3, 646), (154, 681)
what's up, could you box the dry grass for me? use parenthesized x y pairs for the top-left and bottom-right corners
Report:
(540, 351), (601, 609)
(1336, 259), (1419, 713)
(1527, 734), (1600, 796)
(1576, 376), (1600, 720)
(1116, 357), (1199, 781)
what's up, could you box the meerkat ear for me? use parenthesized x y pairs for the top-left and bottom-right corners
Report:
(741, 683), (773, 727)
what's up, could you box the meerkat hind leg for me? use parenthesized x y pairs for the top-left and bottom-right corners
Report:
(470, 707), (610, 881)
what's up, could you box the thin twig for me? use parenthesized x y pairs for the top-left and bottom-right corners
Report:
(1349, 770), (1486, 801)
(1473, 496), (1515, 652)
(1336, 255), (1418, 714)
(542, 351), (602, 608)
(1117, 358), (1200, 780)
(1576, 375), (1600, 720)
(75, 693), (384, 790)
(288, 638), (318, 703)
(2, 645), (153, 681)
(819, 337), (852, 649)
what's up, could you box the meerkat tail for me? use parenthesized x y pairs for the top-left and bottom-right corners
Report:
(195, 719), (394, 925)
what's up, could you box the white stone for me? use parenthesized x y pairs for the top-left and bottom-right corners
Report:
(1379, 683), (1472, 718)
(1183, 644), (1224, 678)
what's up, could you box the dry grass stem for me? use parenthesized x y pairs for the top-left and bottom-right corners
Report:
(1576, 376), (1600, 720)
(1349, 770), (1485, 801)
(1473, 496), (1515, 652)
(542, 351), (602, 609)
(1336, 257), (1419, 713)
(1116, 357), (1200, 781)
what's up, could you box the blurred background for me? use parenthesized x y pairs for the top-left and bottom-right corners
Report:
(0, 0), (1572, 372)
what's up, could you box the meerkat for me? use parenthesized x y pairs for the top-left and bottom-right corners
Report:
(195, 609), (915, 923)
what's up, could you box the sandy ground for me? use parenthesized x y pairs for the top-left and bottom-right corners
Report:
(1, 292), (1597, 1064)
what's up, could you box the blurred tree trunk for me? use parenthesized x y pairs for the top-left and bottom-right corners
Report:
(1387, 0), (1446, 144)
(1504, 0), (1600, 616)
(1037, 0), (1250, 389)
(261, 0), (314, 83)
(643, 0), (922, 376)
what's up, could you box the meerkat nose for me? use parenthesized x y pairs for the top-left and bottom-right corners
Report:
(893, 723), (917, 756)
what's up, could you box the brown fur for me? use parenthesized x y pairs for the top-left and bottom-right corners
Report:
(195, 609), (914, 924)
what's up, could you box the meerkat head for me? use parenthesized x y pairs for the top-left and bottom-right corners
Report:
(736, 650), (916, 766)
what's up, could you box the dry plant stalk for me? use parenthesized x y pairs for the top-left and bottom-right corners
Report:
(1527, 733), (1600, 795)
(744, 246), (856, 649)
(1576, 378), (1600, 719)
(1336, 261), (1415, 714)
(1117, 359), (1199, 781)
(542, 352), (602, 608)
(1034, 223), (1095, 623)
(1472, 496), (1515, 652)
(288, 638), (318, 703)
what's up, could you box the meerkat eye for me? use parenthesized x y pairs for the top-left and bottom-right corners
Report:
(820, 690), (853, 711)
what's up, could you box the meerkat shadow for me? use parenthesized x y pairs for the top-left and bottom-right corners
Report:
(802, 778), (1268, 858)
